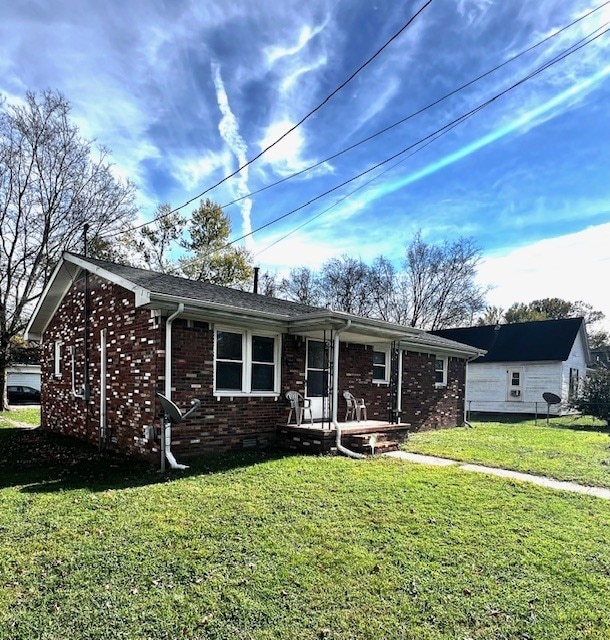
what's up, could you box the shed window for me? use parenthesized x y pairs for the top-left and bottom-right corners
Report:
(569, 368), (579, 400)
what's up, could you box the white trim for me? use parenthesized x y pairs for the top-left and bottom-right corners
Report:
(100, 329), (107, 442)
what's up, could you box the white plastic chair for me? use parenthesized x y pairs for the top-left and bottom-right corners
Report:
(343, 390), (367, 422)
(286, 391), (313, 426)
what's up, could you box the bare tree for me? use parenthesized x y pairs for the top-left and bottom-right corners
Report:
(368, 255), (406, 323)
(403, 232), (487, 330)
(0, 90), (137, 410)
(318, 255), (372, 316)
(279, 267), (321, 306)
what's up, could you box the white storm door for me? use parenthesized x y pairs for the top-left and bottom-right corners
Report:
(305, 339), (329, 420)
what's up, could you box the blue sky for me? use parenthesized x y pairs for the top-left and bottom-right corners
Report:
(1, 0), (609, 329)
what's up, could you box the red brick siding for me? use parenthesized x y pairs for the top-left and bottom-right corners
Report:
(400, 351), (466, 430)
(41, 275), (160, 458)
(168, 324), (307, 457)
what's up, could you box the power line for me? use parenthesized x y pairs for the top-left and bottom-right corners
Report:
(101, 0), (434, 240)
(223, 25), (609, 251)
(102, 0), (609, 241)
(253, 117), (470, 259)
(223, 0), (610, 210)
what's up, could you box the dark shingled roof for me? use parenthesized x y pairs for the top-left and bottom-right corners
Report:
(431, 317), (585, 363)
(72, 254), (326, 317)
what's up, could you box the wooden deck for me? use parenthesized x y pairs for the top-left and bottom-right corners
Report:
(277, 420), (411, 455)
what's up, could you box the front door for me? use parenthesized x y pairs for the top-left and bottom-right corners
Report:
(305, 339), (329, 420)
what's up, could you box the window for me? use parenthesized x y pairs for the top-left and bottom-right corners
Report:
(569, 368), (580, 400)
(373, 349), (390, 383)
(434, 357), (447, 386)
(54, 341), (63, 377)
(216, 330), (243, 391)
(251, 335), (276, 391)
(507, 368), (523, 400)
(215, 328), (279, 394)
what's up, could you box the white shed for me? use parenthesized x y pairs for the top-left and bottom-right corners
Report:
(432, 318), (589, 415)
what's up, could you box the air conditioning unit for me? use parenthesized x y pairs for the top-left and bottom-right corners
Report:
(510, 389), (521, 397)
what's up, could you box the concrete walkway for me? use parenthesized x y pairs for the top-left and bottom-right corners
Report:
(386, 451), (610, 500)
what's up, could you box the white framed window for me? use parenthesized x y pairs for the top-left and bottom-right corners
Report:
(373, 348), (390, 383)
(54, 340), (63, 377)
(214, 328), (280, 395)
(434, 356), (447, 387)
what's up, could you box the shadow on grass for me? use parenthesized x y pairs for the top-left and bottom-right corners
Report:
(0, 427), (286, 493)
(470, 412), (610, 434)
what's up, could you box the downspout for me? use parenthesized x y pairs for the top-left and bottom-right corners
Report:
(397, 348), (403, 422)
(331, 320), (365, 460)
(164, 303), (188, 470)
(463, 354), (479, 428)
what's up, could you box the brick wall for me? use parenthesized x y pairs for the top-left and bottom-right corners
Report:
(41, 274), (160, 459)
(338, 344), (465, 430)
(400, 351), (466, 430)
(167, 326), (307, 457)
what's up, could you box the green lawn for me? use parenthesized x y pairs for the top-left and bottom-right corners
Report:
(404, 415), (610, 488)
(0, 406), (41, 428)
(1, 432), (610, 639)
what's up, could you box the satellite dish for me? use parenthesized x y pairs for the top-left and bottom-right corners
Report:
(157, 393), (183, 424)
(542, 392), (561, 405)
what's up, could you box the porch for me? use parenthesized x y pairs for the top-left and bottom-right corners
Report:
(276, 420), (411, 455)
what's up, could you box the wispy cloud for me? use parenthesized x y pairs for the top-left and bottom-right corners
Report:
(264, 22), (329, 66)
(210, 61), (253, 247)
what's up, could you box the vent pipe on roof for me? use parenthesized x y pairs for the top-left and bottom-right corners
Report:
(253, 267), (260, 294)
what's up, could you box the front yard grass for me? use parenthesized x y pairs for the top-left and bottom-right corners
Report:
(1, 433), (610, 639)
(404, 415), (610, 488)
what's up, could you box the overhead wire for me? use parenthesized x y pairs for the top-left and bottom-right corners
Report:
(100, 0), (434, 240)
(222, 0), (610, 210)
(99, 0), (609, 247)
(223, 24), (610, 252)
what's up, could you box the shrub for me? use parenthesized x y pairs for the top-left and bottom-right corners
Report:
(572, 368), (610, 425)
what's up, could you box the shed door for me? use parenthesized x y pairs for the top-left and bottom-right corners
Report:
(506, 368), (524, 401)
(305, 339), (329, 420)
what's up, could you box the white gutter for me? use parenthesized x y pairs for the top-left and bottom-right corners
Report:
(331, 320), (365, 460)
(163, 303), (188, 470)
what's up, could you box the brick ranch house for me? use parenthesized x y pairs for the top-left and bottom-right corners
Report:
(25, 252), (483, 466)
